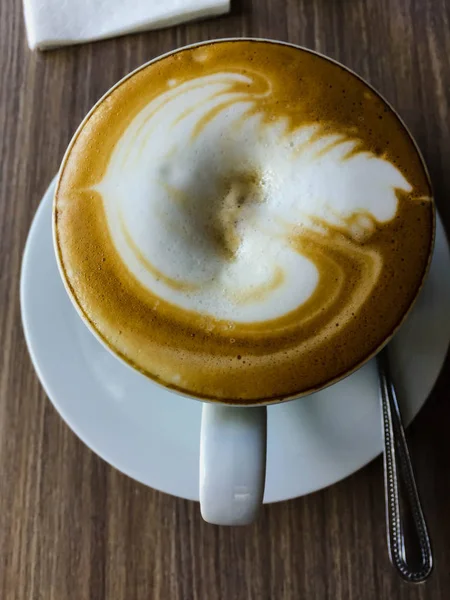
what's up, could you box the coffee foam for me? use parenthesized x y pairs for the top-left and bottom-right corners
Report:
(54, 40), (434, 402)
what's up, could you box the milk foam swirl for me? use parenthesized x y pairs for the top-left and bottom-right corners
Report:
(97, 70), (412, 324)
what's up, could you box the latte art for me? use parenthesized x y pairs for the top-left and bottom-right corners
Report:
(55, 40), (433, 402)
(98, 70), (411, 326)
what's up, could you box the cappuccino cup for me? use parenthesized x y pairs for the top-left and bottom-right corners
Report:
(53, 39), (434, 524)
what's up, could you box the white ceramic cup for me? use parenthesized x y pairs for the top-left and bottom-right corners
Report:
(53, 38), (434, 526)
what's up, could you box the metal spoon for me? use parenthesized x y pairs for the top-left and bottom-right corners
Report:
(377, 349), (433, 582)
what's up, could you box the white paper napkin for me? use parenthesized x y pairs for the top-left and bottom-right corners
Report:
(23, 0), (230, 50)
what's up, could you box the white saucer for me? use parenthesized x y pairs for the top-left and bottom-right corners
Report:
(21, 178), (450, 503)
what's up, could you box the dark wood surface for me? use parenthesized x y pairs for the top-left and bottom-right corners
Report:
(1, 0), (450, 598)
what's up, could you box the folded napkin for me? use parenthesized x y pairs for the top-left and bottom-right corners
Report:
(23, 0), (230, 50)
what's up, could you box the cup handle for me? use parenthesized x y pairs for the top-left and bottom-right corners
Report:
(199, 404), (267, 525)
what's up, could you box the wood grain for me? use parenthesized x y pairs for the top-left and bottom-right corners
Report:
(1, 0), (450, 598)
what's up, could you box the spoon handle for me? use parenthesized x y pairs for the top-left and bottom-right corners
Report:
(377, 350), (433, 583)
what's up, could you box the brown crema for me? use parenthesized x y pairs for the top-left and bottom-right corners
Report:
(54, 40), (434, 403)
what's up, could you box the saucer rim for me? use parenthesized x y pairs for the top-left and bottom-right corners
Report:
(20, 177), (449, 503)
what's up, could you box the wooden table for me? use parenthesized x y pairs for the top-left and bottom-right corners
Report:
(1, 0), (450, 598)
